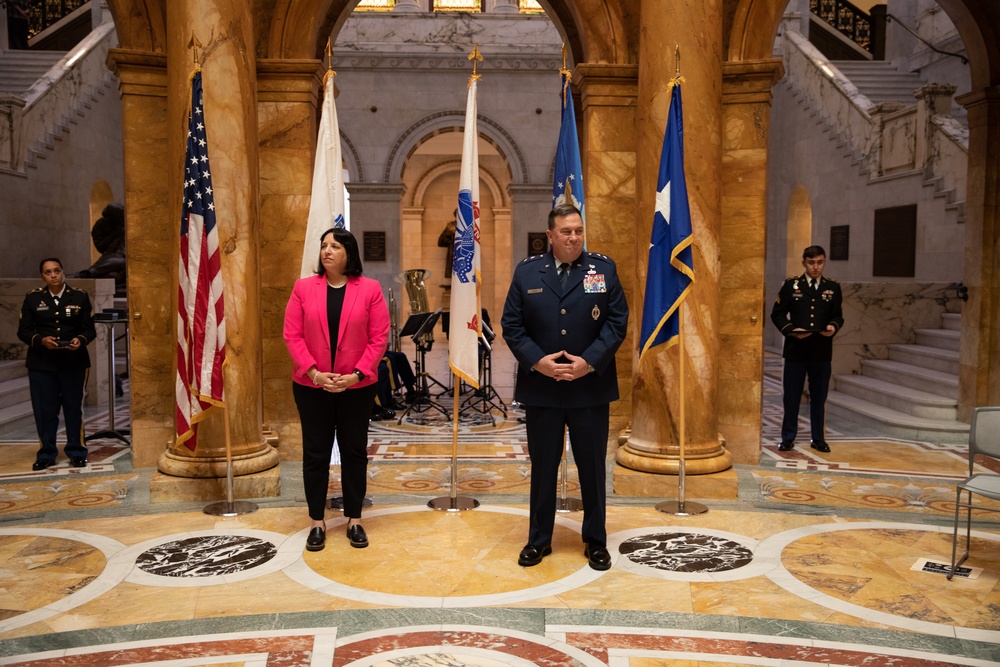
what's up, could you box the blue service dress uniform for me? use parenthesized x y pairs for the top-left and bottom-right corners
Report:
(769, 274), (843, 444)
(501, 251), (629, 549)
(17, 285), (96, 464)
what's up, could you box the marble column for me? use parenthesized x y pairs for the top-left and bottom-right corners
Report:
(257, 59), (322, 461)
(107, 49), (172, 469)
(617, 3), (731, 475)
(957, 86), (1000, 421)
(346, 182), (406, 298)
(491, 206), (512, 316)
(156, 0), (278, 479)
(573, 64), (638, 416)
(490, 0), (520, 13)
(716, 59), (783, 465)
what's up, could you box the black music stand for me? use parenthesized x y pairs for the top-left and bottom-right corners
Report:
(459, 321), (507, 425)
(397, 310), (450, 422)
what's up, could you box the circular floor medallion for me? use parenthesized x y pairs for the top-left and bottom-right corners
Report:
(136, 535), (277, 577)
(619, 532), (754, 573)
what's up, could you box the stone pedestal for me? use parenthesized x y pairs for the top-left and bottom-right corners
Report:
(149, 466), (281, 503)
(617, 3), (730, 475)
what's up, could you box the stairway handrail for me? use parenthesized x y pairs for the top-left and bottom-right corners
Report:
(885, 13), (968, 65)
(783, 30), (874, 161)
(1, 20), (116, 172)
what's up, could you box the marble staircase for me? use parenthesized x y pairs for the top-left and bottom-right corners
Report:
(0, 51), (65, 94)
(0, 360), (34, 437)
(827, 312), (969, 443)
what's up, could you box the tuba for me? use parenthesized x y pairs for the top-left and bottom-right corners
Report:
(396, 269), (434, 349)
(398, 268), (431, 314)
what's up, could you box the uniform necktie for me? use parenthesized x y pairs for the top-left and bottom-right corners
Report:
(558, 263), (570, 289)
(810, 279), (817, 291)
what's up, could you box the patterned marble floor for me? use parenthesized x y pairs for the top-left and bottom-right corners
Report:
(0, 350), (998, 666)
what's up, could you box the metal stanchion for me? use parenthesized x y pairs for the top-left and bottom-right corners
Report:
(655, 300), (708, 517)
(85, 319), (130, 445)
(556, 427), (582, 513)
(429, 377), (479, 511)
(204, 403), (259, 517)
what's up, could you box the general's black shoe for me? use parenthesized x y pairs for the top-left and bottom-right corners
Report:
(306, 526), (326, 552)
(584, 544), (612, 571)
(347, 524), (369, 549)
(517, 544), (552, 566)
(810, 441), (831, 453)
(31, 460), (53, 471)
(778, 440), (794, 451)
(71, 457), (88, 468)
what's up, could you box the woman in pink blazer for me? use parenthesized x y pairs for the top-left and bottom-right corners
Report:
(284, 227), (389, 552)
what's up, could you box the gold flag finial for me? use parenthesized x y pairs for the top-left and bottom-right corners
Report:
(467, 45), (483, 85)
(559, 43), (572, 107)
(188, 33), (203, 67)
(675, 45), (681, 76)
(322, 38), (336, 88)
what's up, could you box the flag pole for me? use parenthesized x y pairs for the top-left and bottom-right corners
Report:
(191, 36), (255, 520)
(656, 45), (707, 517)
(429, 45), (483, 512)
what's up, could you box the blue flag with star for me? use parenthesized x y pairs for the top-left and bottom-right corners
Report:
(552, 70), (585, 239)
(639, 79), (694, 362)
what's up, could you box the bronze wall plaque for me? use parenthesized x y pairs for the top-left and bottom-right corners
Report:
(364, 231), (386, 262)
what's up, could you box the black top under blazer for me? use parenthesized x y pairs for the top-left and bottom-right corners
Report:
(17, 285), (96, 372)
(770, 274), (843, 363)
(501, 251), (629, 408)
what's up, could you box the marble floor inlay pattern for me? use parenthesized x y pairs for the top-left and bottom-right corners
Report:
(0, 373), (998, 667)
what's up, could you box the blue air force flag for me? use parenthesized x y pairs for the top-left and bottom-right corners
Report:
(300, 73), (346, 278)
(639, 79), (694, 362)
(449, 78), (483, 388)
(552, 70), (585, 234)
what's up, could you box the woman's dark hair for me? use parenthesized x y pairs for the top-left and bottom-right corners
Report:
(316, 227), (364, 277)
(39, 257), (63, 273)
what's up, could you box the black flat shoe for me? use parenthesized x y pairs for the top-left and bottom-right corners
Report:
(517, 544), (551, 566)
(347, 524), (368, 548)
(306, 526), (326, 552)
(810, 441), (831, 453)
(778, 440), (794, 451)
(584, 544), (612, 571)
(71, 457), (88, 468)
(31, 460), (53, 471)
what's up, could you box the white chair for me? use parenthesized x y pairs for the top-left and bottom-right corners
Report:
(948, 406), (1000, 580)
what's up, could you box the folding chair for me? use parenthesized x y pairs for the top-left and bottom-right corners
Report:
(948, 406), (1000, 580)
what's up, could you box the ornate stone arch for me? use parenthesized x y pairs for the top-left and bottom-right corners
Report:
(339, 129), (364, 184)
(409, 159), (508, 209)
(383, 111), (528, 186)
(104, 0), (167, 53)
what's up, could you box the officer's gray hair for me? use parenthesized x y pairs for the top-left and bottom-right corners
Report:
(548, 203), (582, 230)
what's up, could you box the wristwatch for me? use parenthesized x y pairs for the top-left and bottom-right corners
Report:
(587, 364), (596, 374)
(353, 369), (365, 382)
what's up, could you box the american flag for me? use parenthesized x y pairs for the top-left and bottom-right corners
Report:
(176, 70), (226, 450)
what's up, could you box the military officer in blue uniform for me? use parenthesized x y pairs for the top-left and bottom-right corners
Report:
(501, 204), (629, 571)
(770, 245), (843, 453)
(17, 258), (97, 470)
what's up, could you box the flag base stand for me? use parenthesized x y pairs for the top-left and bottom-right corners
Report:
(204, 500), (258, 517)
(428, 496), (480, 511)
(655, 500), (708, 516)
(329, 496), (373, 510)
(557, 497), (583, 513)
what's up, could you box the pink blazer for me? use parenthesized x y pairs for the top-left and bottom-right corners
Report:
(283, 274), (390, 388)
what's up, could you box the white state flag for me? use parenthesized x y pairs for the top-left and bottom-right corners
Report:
(300, 74), (346, 278)
(448, 79), (482, 388)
